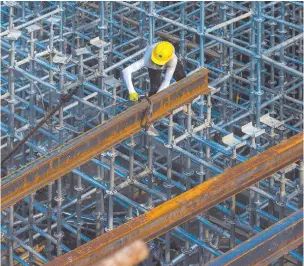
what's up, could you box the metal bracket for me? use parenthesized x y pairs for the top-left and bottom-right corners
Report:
(104, 75), (121, 88)
(173, 105), (187, 115)
(74, 45), (91, 56)
(63, 81), (81, 92)
(4, 30), (21, 41)
(26, 24), (41, 33)
(222, 133), (246, 149)
(210, 86), (221, 95)
(260, 113), (283, 129)
(3, 1), (17, 7)
(46, 15), (61, 24)
(53, 54), (72, 64)
(241, 122), (265, 138)
(279, 163), (297, 174)
(89, 37), (111, 48)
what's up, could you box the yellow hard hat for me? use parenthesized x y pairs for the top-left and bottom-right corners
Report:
(151, 41), (174, 66)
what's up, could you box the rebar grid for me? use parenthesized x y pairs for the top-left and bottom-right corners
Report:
(1, 1), (303, 265)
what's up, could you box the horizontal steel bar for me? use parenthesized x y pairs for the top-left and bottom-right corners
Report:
(207, 208), (303, 266)
(206, 11), (253, 33)
(0, 6), (61, 37)
(1, 68), (210, 210)
(47, 133), (303, 266)
(263, 32), (304, 55)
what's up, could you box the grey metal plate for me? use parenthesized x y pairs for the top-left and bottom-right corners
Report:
(260, 113), (283, 129)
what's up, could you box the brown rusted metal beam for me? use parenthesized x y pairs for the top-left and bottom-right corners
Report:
(1, 68), (209, 210)
(47, 133), (303, 266)
(207, 208), (303, 266)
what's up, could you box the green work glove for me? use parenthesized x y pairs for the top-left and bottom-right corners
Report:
(129, 92), (139, 102)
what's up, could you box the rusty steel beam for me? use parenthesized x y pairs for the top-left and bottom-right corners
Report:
(207, 208), (303, 266)
(1, 69), (209, 210)
(47, 133), (303, 266)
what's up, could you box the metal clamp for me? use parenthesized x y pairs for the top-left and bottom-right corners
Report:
(106, 189), (117, 196)
(275, 192), (287, 207)
(140, 94), (153, 131)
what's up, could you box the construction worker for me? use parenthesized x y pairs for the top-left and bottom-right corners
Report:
(122, 41), (186, 135)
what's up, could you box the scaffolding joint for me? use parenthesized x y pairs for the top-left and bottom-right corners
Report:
(254, 90), (264, 96)
(181, 246), (197, 256)
(275, 192), (288, 207)
(54, 231), (64, 239)
(106, 189), (117, 196)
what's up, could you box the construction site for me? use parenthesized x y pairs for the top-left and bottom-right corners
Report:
(0, 1), (303, 266)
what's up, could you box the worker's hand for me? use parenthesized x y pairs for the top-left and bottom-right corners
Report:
(129, 92), (139, 102)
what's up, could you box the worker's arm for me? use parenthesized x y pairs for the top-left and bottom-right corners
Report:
(157, 56), (178, 92)
(122, 58), (145, 94)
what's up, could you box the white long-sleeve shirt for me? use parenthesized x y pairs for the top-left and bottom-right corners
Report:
(122, 43), (178, 94)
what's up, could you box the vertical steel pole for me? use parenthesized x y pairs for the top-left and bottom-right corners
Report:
(21, 2), (25, 22)
(249, 2), (256, 124)
(59, 2), (64, 53)
(28, 30), (36, 163)
(71, 3), (76, 74)
(46, 18), (55, 260)
(228, 6), (235, 133)
(268, 9), (276, 222)
(6, 206), (14, 266)
(126, 136), (135, 221)
(96, 1), (106, 237)
(254, 2), (263, 229)
(75, 52), (85, 247)
(28, 193), (35, 265)
(279, 2), (286, 122)
(7, 35), (16, 173)
(229, 149), (237, 249)
(198, 4), (208, 256)
(149, 2), (155, 45)
(108, 2), (114, 67)
(199, 1), (205, 68)
(298, 7), (303, 102)
(255, 1), (263, 129)
(269, 4), (276, 120)
(139, 1), (144, 51)
(147, 136), (153, 210)
(219, 4), (228, 123)
(180, 3), (185, 57)
(183, 103), (193, 265)
(55, 61), (66, 257)
(8, 4), (14, 31)
(107, 147), (116, 231)
(299, 161), (304, 209)
(56, 4), (67, 255)
(164, 113), (174, 264)
(205, 93), (212, 181)
(146, 6), (155, 252)
(297, 161), (304, 266)
(95, 160), (105, 236)
(278, 169), (286, 266)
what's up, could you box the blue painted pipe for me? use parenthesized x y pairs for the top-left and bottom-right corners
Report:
(208, 209), (303, 265)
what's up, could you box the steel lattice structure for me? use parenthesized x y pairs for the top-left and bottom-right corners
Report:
(1, 1), (303, 266)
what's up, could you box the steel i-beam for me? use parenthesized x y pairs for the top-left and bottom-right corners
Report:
(1, 68), (209, 210)
(207, 208), (303, 266)
(46, 132), (303, 266)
